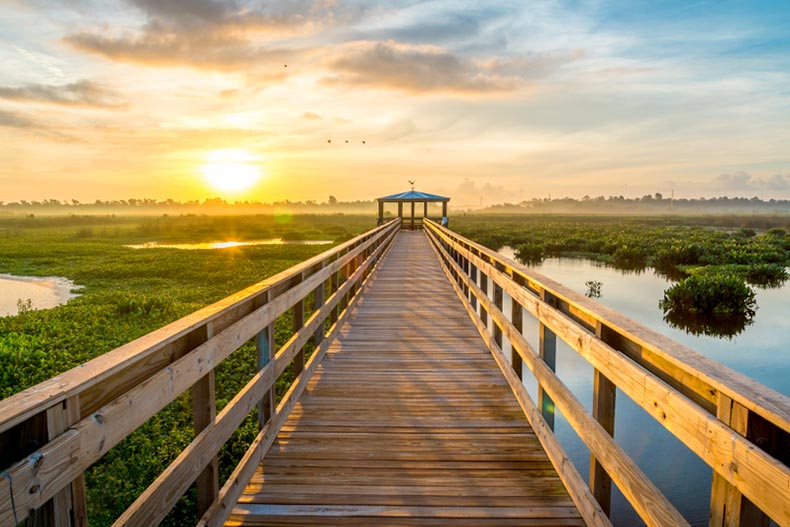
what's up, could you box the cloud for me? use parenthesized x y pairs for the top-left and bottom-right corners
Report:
(0, 80), (124, 107)
(0, 109), (76, 141)
(324, 41), (518, 94)
(0, 110), (37, 129)
(481, 50), (586, 79)
(63, 0), (330, 70)
(716, 171), (790, 191)
(12, 45), (66, 79)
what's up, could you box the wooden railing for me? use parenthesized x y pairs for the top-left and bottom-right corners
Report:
(0, 218), (400, 527)
(425, 219), (790, 527)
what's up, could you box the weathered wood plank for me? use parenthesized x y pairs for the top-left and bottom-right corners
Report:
(226, 232), (583, 527)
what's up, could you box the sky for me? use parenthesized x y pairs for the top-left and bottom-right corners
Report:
(1, 0), (789, 207)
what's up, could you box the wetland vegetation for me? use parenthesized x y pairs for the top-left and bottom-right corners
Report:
(0, 213), (373, 526)
(452, 214), (790, 337)
(2, 212), (789, 524)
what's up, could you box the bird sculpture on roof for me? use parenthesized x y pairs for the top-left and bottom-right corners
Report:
(408, 180), (415, 190)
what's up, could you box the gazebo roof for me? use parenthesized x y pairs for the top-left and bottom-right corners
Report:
(377, 190), (450, 202)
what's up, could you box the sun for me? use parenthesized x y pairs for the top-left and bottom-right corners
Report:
(201, 149), (261, 192)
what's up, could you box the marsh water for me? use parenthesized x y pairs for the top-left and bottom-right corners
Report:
(0, 274), (80, 317)
(497, 247), (790, 526)
(126, 239), (333, 250)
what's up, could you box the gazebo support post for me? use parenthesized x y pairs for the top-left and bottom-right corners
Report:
(375, 190), (450, 230)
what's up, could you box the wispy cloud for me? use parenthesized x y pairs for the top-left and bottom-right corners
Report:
(0, 109), (76, 142)
(12, 45), (66, 79)
(63, 0), (331, 70)
(0, 80), (124, 107)
(323, 41), (518, 94)
(717, 171), (790, 191)
(0, 109), (38, 129)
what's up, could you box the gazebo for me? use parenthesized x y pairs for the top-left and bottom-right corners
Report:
(377, 190), (450, 230)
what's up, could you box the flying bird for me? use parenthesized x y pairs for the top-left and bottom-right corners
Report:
(362, 141), (366, 144)
(345, 140), (349, 143)
(327, 139), (331, 143)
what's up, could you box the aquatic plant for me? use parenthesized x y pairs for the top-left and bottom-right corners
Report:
(659, 274), (757, 338)
(585, 280), (603, 298)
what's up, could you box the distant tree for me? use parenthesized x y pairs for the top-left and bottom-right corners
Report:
(328, 195), (338, 205)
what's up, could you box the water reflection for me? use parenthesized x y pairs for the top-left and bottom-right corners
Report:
(125, 239), (333, 250)
(661, 309), (754, 339)
(0, 274), (80, 316)
(496, 247), (790, 526)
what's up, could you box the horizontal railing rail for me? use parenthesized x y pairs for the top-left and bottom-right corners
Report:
(425, 219), (790, 527)
(0, 218), (400, 527)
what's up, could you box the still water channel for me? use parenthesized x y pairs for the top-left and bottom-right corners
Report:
(0, 274), (80, 317)
(497, 247), (790, 526)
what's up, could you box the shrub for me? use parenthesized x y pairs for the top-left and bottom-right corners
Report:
(744, 264), (789, 288)
(612, 246), (648, 269)
(75, 227), (95, 238)
(659, 274), (757, 339)
(281, 230), (306, 241)
(111, 292), (175, 318)
(653, 244), (705, 271)
(515, 243), (544, 264)
(660, 274), (756, 316)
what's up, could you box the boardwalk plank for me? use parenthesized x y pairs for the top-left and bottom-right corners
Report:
(228, 231), (583, 526)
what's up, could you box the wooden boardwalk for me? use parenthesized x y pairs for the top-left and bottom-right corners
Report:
(227, 231), (583, 526)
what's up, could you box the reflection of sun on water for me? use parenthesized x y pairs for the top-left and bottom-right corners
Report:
(201, 149), (261, 192)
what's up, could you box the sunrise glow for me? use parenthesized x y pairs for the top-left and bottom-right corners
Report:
(0, 2), (788, 204)
(200, 150), (261, 193)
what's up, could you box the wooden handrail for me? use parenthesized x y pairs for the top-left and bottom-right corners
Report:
(425, 219), (790, 527)
(0, 219), (400, 527)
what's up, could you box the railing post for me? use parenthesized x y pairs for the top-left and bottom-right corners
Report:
(46, 395), (88, 527)
(192, 321), (218, 518)
(469, 263), (478, 310)
(257, 291), (275, 427)
(510, 276), (525, 380)
(292, 273), (306, 377)
(479, 271), (489, 330)
(493, 268), (504, 348)
(709, 393), (750, 527)
(538, 289), (557, 430)
(314, 273), (326, 347)
(590, 323), (616, 516)
(330, 265), (340, 325)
